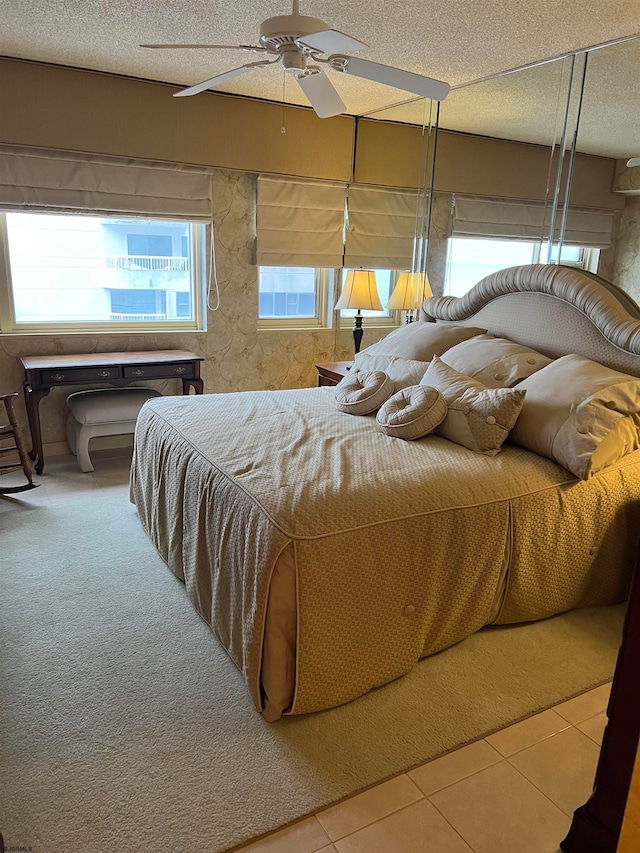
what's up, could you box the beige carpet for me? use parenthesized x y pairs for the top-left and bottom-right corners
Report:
(0, 488), (624, 853)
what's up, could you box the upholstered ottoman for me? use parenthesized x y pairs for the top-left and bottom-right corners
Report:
(66, 387), (161, 472)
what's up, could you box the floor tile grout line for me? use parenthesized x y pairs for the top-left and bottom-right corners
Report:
(424, 791), (479, 852)
(503, 755), (592, 819)
(327, 796), (475, 851)
(409, 753), (504, 799)
(309, 815), (334, 852)
(314, 780), (426, 842)
(486, 721), (575, 759)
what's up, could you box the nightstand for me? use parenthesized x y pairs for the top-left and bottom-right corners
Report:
(314, 362), (352, 387)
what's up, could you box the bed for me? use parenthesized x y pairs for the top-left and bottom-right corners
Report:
(130, 264), (640, 720)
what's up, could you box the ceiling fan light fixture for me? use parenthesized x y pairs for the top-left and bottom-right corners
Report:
(148, 0), (450, 116)
(627, 157), (640, 168)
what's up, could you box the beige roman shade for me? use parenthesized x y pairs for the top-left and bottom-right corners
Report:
(452, 195), (615, 248)
(256, 174), (346, 267)
(0, 144), (214, 221)
(344, 185), (423, 269)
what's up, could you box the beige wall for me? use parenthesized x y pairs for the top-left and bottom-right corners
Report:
(354, 119), (624, 211)
(612, 197), (640, 301)
(0, 58), (355, 181)
(0, 58), (636, 453)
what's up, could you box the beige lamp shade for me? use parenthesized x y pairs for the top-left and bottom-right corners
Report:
(386, 271), (433, 311)
(335, 269), (383, 311)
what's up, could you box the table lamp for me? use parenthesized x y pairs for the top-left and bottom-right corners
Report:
(335, 269), (383, 356)
(386, 271), (432, 323)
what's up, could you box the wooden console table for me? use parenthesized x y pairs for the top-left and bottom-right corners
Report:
(21, 350), (204, 473)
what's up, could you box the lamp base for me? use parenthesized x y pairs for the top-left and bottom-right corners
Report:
(353, 311), (364, 355)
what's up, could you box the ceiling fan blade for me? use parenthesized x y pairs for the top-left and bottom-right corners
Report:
(297, 29), (368, 54)
(295, 69), (346, 118)
(627, 157), (640, 168)
(329, 55), (450, 101)
(141, 44), (265, 51)
(173, 60), (271, 98)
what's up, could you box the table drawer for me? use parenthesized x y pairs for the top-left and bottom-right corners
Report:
(39, 366), (121, 385)
(318, 375), (340, 386)
(123, 362), (195, 380)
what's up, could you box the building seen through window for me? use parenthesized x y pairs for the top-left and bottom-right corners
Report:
(1, 212), (204, 330)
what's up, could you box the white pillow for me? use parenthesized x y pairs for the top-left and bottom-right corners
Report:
(334, 369), (394, 415)
(442, 334), (553, 388)
(361, 322), (487, 361)
(510, 353), (640, 478)
(376, 385), (447, 440)
(420, 357), (526, 456)
(352, 353), (429, 389)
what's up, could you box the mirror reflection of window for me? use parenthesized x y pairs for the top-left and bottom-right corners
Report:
(445, 238), (599, 298)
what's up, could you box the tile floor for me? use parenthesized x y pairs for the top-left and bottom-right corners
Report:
(236, 686), (607, 853)
(3, 448), (610, 853)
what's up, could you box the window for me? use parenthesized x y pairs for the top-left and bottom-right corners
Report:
(0, 212), (205, 333)
(445, 238), (599, 298)
(258, 266), (403, 330)
(258, 266), (332, 328)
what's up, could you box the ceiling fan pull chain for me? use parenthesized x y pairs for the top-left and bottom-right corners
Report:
(282, 70), (287, 134)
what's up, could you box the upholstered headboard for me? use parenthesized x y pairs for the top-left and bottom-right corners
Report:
(421, 264), (640, 378)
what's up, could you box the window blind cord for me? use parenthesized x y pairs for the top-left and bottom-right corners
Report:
(206, 221), (221, 312)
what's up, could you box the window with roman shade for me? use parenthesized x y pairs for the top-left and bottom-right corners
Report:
(255, 174), (346, 268)
(451, 194), (615, 249)
(0, 144), (213, 333)
(0, 144), (214, 221)
(343, 185), (424, 270)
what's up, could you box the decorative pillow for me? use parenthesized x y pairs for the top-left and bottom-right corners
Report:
(376, 385), (447, 440)
(352, 354), (430, 389)
(509, 353), (640, 479)
(420, 357), (526, 456)
(442, 334), (553, 388)
(333, 369), (394, 415)
(360, 321), (487, 362)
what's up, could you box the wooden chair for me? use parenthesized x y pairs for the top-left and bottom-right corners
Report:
(0, 393), (39, 494)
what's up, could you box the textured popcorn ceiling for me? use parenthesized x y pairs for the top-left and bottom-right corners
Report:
(3, 0), (640, 156)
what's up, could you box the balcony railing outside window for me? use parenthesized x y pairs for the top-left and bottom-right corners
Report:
(106, 255), (189, 272)
(109, 312), (168, 322)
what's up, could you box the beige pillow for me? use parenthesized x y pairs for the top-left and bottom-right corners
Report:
(509, 353), (640, 479)
(420, 357), (526, 456)
(352, 354), (429, 389)
(360, 322), (487, 362)
(442, 334), (553, 388)
(376, 385), (447, 440)
(334, 369), (394, 415)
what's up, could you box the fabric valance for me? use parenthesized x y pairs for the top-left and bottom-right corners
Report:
(256, 175), (346, 267)
(0, 144), (214, 221)
(343, 185), (424, 270)
(452, 195), (615, 249)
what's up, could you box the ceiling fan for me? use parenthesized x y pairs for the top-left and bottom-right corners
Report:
(141, 0), (450, 118)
